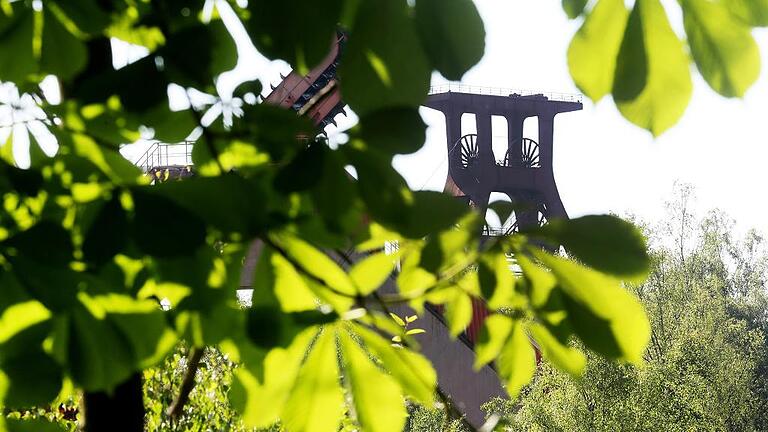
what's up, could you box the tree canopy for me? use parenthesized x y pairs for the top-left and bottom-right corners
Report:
(496, 197), (768, 431)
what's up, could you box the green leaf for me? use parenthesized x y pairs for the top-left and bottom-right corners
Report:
(420, 225), (473, 274)
(310, 148), (359, 234)
(0, 301), (50, 344)
(0, 6), (36, 83)
(7, 257), (80, 312)
(567, 0), (630, 101)
(282, 328), (345, 432)
(682, 0), (761, 98)
(0, 370), (6, 422)
(231, 328), (316, 428)
(5, 418), (67, 432)
(247, 306), (336, 349)
(389, 312), (406, 327)
(497, 320), (537, 397)
(50, 0), (111, 35)
(54, 131), (142, 184)
(5, 222), (73, 266)
(349, 252), (397, 295)
(129, 188), (207, 258)
(100, 295), (177, 369)
(152, 248), (234, 311)
(726, 0), (768, 26)
(529, 215), (650, 283)
(0, 4), (88, 82)
(397, 265), (437, 297)
(478, 251), (520, 310)
(403, 191), (469, 239)
(533, 250), (650, 365)
(527, 321), (585, 376)
(339, 329), (407, 432)
(474, 314), (513, 369)
(562, 0), (589, 19)
(238, 104), (316, 162)
(82, 194), (128, 268)
(163, 20), (237, 86)
(255, 244), (354, 314)
(61, 295), (176, 390)
(516, 255), (557, 309)
(414, 0), (485, 80)
(347, 147), (410, 231)
(339, 0), (431, 115)
(613, 0), (692, 136)
(357, 107), (427, 155)
(0, 159), (43, 195)
(354, 324), (436, 404)
(40, 8), (88, 80)
(63, 305), (135, 391)
(106, 14), (165, 51)
(254, 246), (319, 313)
(152, 173), (268, 236)
(444, 291), (473, 337)
(247, 0), (343, 73)
(274, 142), (326, 193)
(71, 44), (167, 112)
(141, 103), (197, 143)
(276, 234), (357, 298)
(1, 350), (62, 408)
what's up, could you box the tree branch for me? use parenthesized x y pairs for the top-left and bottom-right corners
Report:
(166, 347), (205, 421)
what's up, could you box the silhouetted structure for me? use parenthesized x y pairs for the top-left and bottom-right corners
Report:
(263, 32), (347, 128)
(423, 85), (582, 349)
(424, 85), (582, 237)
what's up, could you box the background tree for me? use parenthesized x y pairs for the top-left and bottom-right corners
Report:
(495, 192), (768, 431)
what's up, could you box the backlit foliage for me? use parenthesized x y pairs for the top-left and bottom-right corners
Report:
(0, 0), (762, 430)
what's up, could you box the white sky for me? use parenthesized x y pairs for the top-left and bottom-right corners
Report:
(393, 0), (768, 235)
(124, 0), (768, 235)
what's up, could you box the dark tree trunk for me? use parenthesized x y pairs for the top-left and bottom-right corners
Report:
(81, 373), (144, 432)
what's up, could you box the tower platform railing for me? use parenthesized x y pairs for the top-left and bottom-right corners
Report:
(428, 83), (583, 104)
(134, 141), (194, 173)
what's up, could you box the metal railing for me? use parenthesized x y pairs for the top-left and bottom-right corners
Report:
(429, 83), (583, 103)
(134, 141), (194, 172)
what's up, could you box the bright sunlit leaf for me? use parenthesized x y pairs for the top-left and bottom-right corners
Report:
(568, 0), (630, 101)
(613, 0), (692, 136)
(340, 329), (407, 432)
(683, 0), (761, 98)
